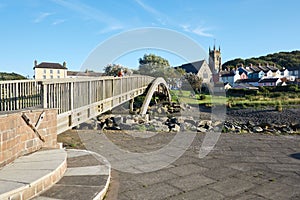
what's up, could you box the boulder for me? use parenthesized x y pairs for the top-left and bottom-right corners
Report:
(253, 126), (263, 133)
(197, 127), (207, 133)
(171, 124), (181, 132)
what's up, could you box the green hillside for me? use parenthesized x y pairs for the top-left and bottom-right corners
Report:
(0, 72), (27, 81)
(222, 50), (300, 70)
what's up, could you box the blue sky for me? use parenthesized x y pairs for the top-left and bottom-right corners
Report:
(0, 0), (299, 77)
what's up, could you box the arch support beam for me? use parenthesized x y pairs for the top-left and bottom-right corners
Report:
(140, 77), (171, 115)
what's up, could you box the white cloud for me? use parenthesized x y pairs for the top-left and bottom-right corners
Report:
(180, 24), (213, 37)
(34, 12), (54, 23)
(134, 0), (167, 25)
(52, 19), (66, 25)
(51, 0), (122, 29)
(98, 25), (124, 34)
(134, 0), (161, 17)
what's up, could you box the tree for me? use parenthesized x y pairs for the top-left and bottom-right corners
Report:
(103, 64), (132, 76)
(138, 54), (171, 78)
(182, 73), (203, 93)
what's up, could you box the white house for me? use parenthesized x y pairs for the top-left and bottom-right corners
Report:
(33, 60), (68, 79)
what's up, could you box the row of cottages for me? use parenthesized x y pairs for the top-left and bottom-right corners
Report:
(220, 64), (297, 87)
(33, 60), (103, 79)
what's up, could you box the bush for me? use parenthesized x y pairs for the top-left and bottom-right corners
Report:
(275, 101), (283, 112)
(198, 94), (206, 100)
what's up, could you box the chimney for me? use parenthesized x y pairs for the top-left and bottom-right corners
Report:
(34, 60), (37, 67)
(250, 63), (253, 67)
(258, 63), (261, 67)
(63, 61), (66, 69)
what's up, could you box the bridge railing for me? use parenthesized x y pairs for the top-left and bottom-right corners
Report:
(0, 80), (42, 112)
(40, 75), (153, 114)
(0, 76), (154, 114)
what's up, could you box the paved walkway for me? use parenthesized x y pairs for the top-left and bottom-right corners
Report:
(78, 131), (300, 200)
(34, 149), (111, 200)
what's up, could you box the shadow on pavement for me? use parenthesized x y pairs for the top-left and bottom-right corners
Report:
(290, 153), (300, 160)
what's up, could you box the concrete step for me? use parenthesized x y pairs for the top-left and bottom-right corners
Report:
(33, 149), (111, 200)
(0, 149), (67, 200)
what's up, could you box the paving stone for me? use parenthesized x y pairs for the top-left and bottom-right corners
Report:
(233, 170), (282, 185)
(168, 163), (208, 177)
(39, 185), (100, 200)
(266, 163), (300, 171)
(208, 178), (255, 197)
(56, 175), (107, 186)
(232, 194), (267, 200)
(169, 188), (224, 200)
(122, 183), (181, 200)
(67, 155), (101, 167)
(167, 174), (215, 192)
(252, 181), (300, 200)
(204, 167), (240, 181)
(133, 170), (179, 186)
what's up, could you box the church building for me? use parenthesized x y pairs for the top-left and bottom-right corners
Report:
(176, 45), (222, 83)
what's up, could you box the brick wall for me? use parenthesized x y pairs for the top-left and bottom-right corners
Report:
(0, 109), (58, 167)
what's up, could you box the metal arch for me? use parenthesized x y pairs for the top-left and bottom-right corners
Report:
(139, 77), (171, 115)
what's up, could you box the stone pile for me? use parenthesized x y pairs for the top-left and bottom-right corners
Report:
(79, 104), (300, 135)
(223, 120), (300, 134)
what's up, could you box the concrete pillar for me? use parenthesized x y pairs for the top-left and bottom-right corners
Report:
(129, 99), (134, 113)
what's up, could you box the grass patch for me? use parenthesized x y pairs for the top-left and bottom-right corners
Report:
(171, 89), (300, 109)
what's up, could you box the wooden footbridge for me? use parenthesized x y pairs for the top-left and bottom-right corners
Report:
(0, 76), (170, 134)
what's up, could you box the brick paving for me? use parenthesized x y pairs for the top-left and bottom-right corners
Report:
(78, 131), (300, 200)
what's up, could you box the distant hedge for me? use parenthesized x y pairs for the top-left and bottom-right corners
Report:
(227, 88), (259, 97)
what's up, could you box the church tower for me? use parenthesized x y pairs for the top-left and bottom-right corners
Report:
(209, 45), (222, 73)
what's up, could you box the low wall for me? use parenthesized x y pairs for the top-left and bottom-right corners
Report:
(0, 109), (58, 167)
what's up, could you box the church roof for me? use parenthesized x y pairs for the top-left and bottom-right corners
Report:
(176, 60), (206, 74)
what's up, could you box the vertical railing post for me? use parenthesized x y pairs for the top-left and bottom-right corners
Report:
(88, 81), (91, 105)
(41, 82), (48, 108)
(69, 82), (74, 111)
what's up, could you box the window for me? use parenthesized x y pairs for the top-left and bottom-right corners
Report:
(44, 69), (46, 74)
(43, 75), (46, 79)
(50, 75), (53, 79)
(57, 70), (60, 74)
(50, 69), (53, 74)
(57, 76), (60, 79)
(295, 71), (299, 75)
(203, 72), (208, 78)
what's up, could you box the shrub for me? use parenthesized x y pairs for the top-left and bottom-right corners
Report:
(275, 101), (283, 112)
(198, 94), (206, 100)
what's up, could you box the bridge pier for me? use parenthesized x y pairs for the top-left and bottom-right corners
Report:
(129, 99), (134, 113)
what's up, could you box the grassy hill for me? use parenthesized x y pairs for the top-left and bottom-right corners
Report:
(222, 50), (300, 70)
(0, 72), (27, 81)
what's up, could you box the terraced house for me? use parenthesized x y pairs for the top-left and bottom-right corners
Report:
(220, 64), (297, 87)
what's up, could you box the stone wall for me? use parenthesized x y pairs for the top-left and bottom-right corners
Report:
(0, 109), (58, 167)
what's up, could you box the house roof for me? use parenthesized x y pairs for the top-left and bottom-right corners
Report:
(221, 72), (235, 77)
(67, 71), (103, 77)
(235, 78), (260, 83)
(258, 78), (279, 83)
(34, 62), (67, 70)
(233, 83), (259, 90)
(177, 60), (206, 74)
(287, 66), (300, 71)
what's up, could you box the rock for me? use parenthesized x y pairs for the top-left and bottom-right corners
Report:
(198, 120), (212, 128)
(253, 126), (263, 133)
(184, 119), (197, 126)
(197, 127), (207, 133)
(155, 124), (170, 132)
(171, 124), (180, 132)
(281, 126), (294, 134)
(119, 123), (132, 130)
(125, 119), (136, 124)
